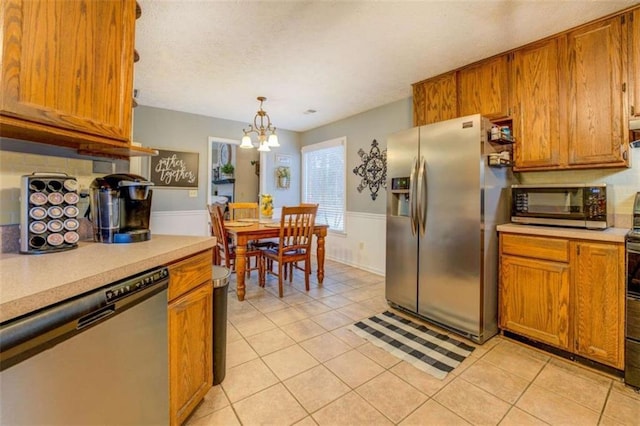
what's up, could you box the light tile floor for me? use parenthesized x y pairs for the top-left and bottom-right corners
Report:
(187, 260), (640, 425)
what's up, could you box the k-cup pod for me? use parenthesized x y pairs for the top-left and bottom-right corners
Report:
(63, 231), (80, 244)
(47, 192), (64, 205)
(47, 233), (64, 246)
(47, 180), (63, 192)
(29, 207), (47, 220)
(47, 206), (64, 218)
(47, 219), (64, 232)
(29, 192), (48, 205)
(29, 235), (47, 249)
(63, 218), (80, 231)
(63, 192), (79, 204)
(29, 221), (47, 234)
(29, 180), (46, 191)
(63, 205), (79, 217)
(63, 179), (78, 192)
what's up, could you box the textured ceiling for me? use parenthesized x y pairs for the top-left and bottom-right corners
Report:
(135, 0), (639, 132)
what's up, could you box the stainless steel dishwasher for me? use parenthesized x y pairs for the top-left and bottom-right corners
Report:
(0, 266), (169, 425)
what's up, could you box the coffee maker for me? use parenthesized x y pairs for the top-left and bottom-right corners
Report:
(89, 173), (154, 243)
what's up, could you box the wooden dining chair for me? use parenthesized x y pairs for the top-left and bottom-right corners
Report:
(258, 204), (318, 297)
(208, 204), (261, 279)
(228, 202), (259, 220)
(229, 201), (279, 250)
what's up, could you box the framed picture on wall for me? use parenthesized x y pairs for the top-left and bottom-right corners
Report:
(149, 149), (199, 188)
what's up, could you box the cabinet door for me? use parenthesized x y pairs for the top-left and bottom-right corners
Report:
(510, 38), (563, 170)
(500, 254), (570, 350)
(413, 72), (458, 126)
(169, 283), (213, 426)
(630, 8), (640, 118)
(566, 16), (629, 167)
(0, 0), (135, 143)
(458, 55), (509, 119)
(573, 242), (624, 369)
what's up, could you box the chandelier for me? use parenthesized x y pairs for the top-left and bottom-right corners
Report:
(240, 96), (279, 152)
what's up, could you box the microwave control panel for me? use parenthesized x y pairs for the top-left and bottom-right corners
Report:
(584, 186), (607, 220)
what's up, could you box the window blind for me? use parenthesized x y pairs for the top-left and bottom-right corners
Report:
(301, 137), (346, 232)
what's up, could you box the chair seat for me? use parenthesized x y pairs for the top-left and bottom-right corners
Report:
(262, 247), (307, 259)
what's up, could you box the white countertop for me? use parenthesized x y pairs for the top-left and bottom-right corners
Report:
(0, 235), (215, 323)
(496, 223), (629, 243)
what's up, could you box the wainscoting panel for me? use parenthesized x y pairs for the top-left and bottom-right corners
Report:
(149, 209), (387, 275)
(323, 211), (386, 276)
(150, 210), (210, 236)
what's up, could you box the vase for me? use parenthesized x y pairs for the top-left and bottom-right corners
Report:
(278, 176), (290, 189)
(260, 194), (273, 219)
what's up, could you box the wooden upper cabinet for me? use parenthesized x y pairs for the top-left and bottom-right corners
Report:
(566, 16), (629, 167)
(413, 72), (457, 126)
(1, 0), (135, 146)
(573, 242), (624, 369)
(630, 8), (640, 118)
(510, 38), (563, 170)
(457, 55), (509, 119)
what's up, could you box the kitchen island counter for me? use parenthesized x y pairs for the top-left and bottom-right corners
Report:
(0, 235), (215, 323)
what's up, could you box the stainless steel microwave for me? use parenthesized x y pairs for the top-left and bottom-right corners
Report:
(511, 184), (612, 229)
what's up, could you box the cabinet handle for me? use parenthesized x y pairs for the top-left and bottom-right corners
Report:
(622, 82), (626, 93)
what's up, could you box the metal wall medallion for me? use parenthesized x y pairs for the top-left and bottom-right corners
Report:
(353, 139), (387, 200)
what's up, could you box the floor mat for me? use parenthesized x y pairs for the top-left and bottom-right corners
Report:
(350, 310), (475, 379)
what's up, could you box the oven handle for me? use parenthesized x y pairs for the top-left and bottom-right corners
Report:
(629, 241), (640, 253)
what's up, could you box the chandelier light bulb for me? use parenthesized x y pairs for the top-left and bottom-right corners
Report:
(240, 135), (254, 149)
(267, 133), (279, 147)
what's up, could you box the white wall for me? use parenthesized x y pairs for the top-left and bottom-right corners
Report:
(149, 210), (210, 236)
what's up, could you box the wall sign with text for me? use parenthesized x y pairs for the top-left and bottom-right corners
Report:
(149, 149), (199, 188)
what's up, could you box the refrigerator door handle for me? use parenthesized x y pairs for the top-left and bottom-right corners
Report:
(417, 156), (427, 236)
(409, 157), (418, 235)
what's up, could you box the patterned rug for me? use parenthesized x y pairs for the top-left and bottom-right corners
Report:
(350, 311), (475, 379)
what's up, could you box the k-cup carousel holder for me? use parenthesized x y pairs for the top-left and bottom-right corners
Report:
(20, 173), (80, 254)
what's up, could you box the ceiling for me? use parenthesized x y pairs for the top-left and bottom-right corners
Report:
(135, 0), (639, 132)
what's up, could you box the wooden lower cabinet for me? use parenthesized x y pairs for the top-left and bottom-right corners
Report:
(500, 254), (570, 350)
(499, 233), (624, 369)
(168, 250), (213, 426)
(573, 242), (625, 369)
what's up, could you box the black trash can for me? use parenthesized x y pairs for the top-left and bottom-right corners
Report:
(212, 265), (231, 385)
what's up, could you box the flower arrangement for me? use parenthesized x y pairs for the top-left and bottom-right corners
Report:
(276, 166), (290, 178)
(260, 194), (273, 218)
(276, 166), (290, 189)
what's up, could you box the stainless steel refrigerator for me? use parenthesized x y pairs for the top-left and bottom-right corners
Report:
(386, 114), (512, 344)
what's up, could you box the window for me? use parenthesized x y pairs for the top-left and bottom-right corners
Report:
(301, 137), (346, 233)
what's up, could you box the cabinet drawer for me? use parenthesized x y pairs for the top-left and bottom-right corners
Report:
(501, 234), (569, 262)
(168, 250), (212, 301)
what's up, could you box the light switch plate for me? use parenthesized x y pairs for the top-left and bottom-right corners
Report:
(189, 190), (198, 197)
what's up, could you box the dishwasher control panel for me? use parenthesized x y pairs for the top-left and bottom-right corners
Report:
(105, 267), (169, 303)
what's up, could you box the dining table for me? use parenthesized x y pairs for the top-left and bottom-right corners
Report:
(224, 219), (329, 301)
